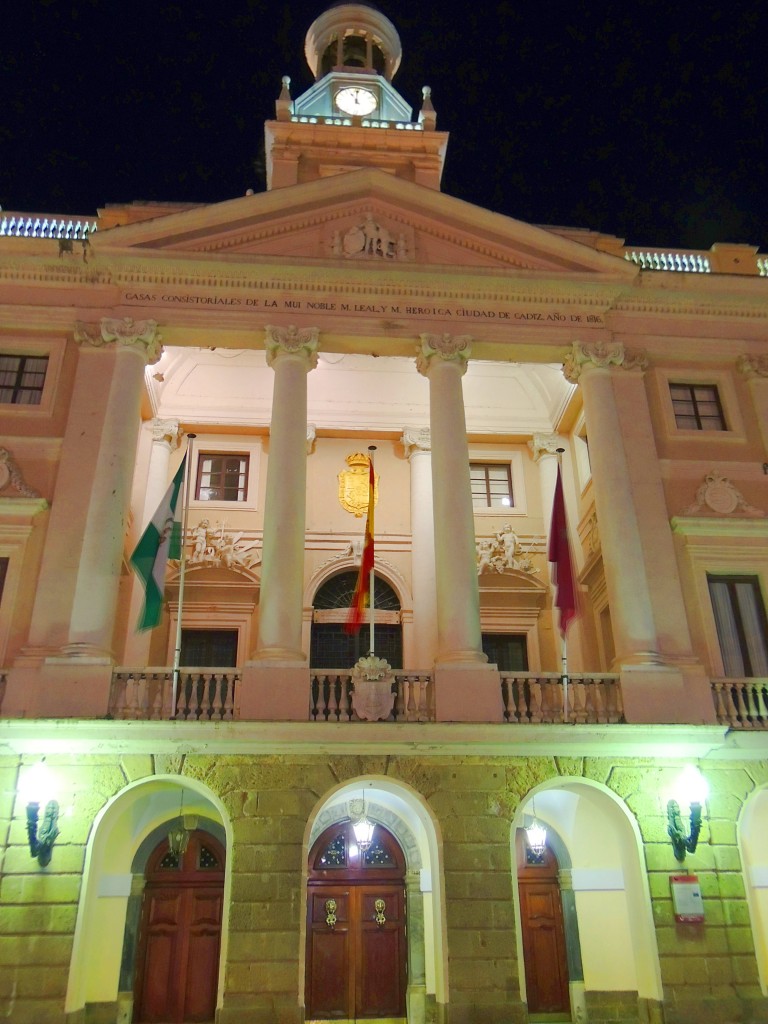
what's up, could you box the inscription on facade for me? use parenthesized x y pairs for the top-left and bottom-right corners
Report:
(121, 291), (605, 325)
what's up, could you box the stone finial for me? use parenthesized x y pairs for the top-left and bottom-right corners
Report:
(419, 85), (436, 131)
(276, 75), (292, 121)
(563, 339), (648, 383)
(264, 324), (319, 369)
(400, 426), (431, 456)
(74, 317), (162, 364)
(416, 334), (472, 378)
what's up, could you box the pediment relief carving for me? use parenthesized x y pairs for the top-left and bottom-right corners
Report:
(681, 471), (764, 518)
(0, 448), (41, 499)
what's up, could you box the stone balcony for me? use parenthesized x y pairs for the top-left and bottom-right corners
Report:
(96, 667), (768, 729)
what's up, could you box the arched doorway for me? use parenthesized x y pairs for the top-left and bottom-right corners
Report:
(515, 829), (570, 1015)
(311, 571), (403, 668)
(306, 820), (407, 1020)
(134, 830), (226, 1023)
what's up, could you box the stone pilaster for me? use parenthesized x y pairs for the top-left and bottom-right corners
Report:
(564, 340), (713, 725)
(737, 354), (768, 454)
(401, 427), (437, 669)
(242, 325), (318, 721)
(5, 318), (161, 717)
(417, 334), (500, 722)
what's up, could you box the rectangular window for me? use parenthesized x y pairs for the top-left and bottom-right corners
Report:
(482, 633), (528, 671)
(180, 629), (239, 667)
(0, 355), (48, 405)
(471, 463), (513, 510)
(0, 557), (7, 604)
(670, 383), (726, 431)
(708, 575), (768, 677)
(195, 454), (249, 502)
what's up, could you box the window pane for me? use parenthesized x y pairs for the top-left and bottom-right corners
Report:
(670, 383), (725, 431)
(708, 576), (768, 677)
(0, 354), (48, 405)
(481, 634), (528, 671)
(471, 463), (513, 509)
(196, 454), (248, 501)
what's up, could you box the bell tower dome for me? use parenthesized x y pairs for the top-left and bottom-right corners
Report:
(265, 3), (448, 191)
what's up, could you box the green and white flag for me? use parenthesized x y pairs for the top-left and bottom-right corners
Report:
(130, 456), (186, 631)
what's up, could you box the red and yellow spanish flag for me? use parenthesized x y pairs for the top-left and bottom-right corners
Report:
(345, 458), (375, 635)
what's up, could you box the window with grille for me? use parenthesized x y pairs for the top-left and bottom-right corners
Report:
(471, 463), (513, 509)
(708, 575), (768, 677)
(311, 571), (402, 668)
(0, 355), (48, 405)
(195, 454), (249, 502)
(670, 383), (726, 431)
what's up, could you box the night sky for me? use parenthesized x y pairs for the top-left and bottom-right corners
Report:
(3, 0), (767, 251)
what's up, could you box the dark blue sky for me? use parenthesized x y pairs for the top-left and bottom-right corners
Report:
(3, 0), (767, 250)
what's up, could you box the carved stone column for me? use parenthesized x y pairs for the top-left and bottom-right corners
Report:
(242, 326), (318, 720)
(417, 334), (500, 721)
(400, 427), (437, 668)
(737, 354), (768, 453)
(528, 433), (562, 540)
(5, 318), (161, 717)
(124, 419), (182, 666)
(564, 340), (713, 724)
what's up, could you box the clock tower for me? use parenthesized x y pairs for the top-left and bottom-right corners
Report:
(265, 3), (448, 191)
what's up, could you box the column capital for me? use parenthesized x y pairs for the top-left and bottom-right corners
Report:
(737, 353), (768, 379)
(74, 317), (162, 364)
(400, 426), (431, 456)
(307, 423), (317, 454)
(416, 333), (472, 378)
(150, 418), (182, 450)
(528, 433), (562, 462)
(563, 339), (647, 384)
(265, 324), (319, 369)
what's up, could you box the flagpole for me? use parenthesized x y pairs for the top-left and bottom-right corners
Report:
(555, 447), (570, 724)
(172, 433), (196, 719)
(367, 446), (376, 656)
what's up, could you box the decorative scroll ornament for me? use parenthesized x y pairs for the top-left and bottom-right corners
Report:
(338, 452), (379, 518)
(188, 519), (262, 569)
(330, 213), (409, 261)
(264, 324), (319, 368)
(325, 898), (338, 929)
(351, 655), (396, 721)
(374, 898), (387, 926)
(400, 426), (431, 456)
(416, 333), (472, 377)
(682, 471), (764, 518)
(74, 317), (162, 363)
(0, 448), (41, 498)
(476, 524), (537, 575)
(736, 354), (768, 379)
(562, 340), (648, 383)
(528, 433), (562, 462)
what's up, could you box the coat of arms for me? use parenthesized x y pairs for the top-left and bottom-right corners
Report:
(338, 453), (379, 518)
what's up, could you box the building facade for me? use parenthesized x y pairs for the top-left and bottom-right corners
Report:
(1, 5), (768, 1023)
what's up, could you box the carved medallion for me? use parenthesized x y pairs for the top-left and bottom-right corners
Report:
(351, 655), (396, 721)
(338, 453), (379, 518)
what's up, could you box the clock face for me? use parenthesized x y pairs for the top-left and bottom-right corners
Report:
(335, 86), (377, 116)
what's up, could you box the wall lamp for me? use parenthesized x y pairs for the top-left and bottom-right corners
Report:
(21, 761), (60, 867)
(667, 766), (708, 862)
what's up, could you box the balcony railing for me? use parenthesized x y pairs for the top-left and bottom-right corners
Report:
(0, 213), (98, 240)
(310, 671), (433, 722)
(711, 678), (768, 729)
(501, 672), (625, 724)
(110, 668), (239, 721)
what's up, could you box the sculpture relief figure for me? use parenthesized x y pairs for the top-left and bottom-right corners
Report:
(476, 523), (537, 575)
(190, 519), (210, 563)
(187, 519), (261, 569)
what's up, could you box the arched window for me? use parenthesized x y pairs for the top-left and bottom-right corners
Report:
(311, 571), (402, 668)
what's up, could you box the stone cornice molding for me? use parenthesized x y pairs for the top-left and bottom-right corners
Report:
(264, 324), (319, 369)
(737, 354), (768, 379)
(563, 339), (648, 383)
(528, 433), (562, 461)
(74, 317), (162, 363)
(151, 419), (181, 450)
(416, 333), (472, 377)
(400, 426), (431, 456)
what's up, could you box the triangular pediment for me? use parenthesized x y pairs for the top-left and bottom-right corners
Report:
(93, 169), (635, 277)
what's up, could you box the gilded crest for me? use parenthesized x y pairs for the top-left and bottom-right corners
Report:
(338, 453), (379, 518)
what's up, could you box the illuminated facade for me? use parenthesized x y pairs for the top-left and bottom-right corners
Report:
(1, 4), (768, 1023)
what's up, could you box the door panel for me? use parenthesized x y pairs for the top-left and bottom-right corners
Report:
(357, 887), (406, 1018)
(308, 888), (353, 1018)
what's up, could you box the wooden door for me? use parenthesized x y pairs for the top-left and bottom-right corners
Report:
(516, 829), (570, 1015)
(134, 831), (225, 1023)
(306, 823), (407, 1020)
